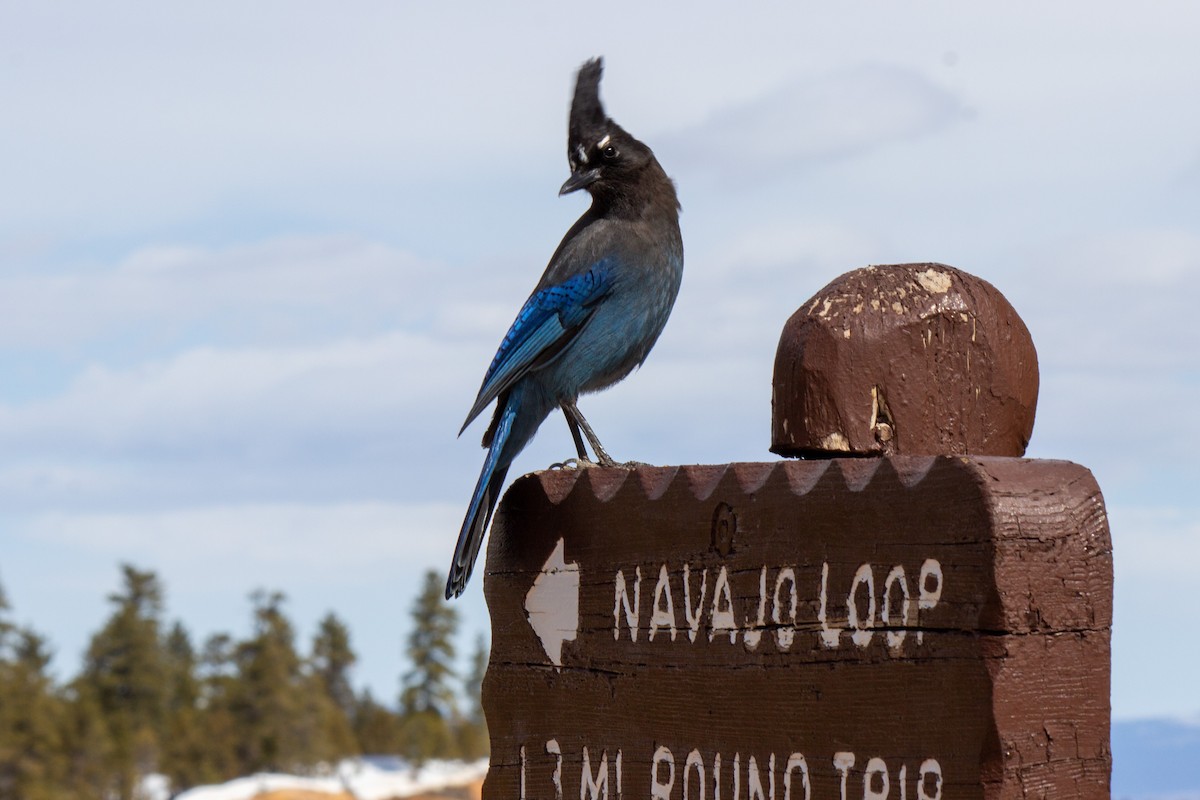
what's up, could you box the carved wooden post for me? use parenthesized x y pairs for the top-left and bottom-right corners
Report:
(481, 263), (1112, 799)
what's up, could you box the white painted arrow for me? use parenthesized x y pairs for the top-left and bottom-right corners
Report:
(524, 538), (580, 667)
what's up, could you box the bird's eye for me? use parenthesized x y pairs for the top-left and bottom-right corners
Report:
(601, 145), (618, 161)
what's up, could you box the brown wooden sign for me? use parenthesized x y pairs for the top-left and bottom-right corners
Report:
(481, 456), (1111, 800)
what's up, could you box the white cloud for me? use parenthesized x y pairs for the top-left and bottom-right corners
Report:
(1009, 228), (1200, 373)
(0, 236), (445, 349)
(0, 330), (477, 455)
(671, 221), (888, 348)
(1019, 228), (1200, 294)
(663, 65), (964, 184)
(0, 462), (118, 495)
(18, 501), (458, 578)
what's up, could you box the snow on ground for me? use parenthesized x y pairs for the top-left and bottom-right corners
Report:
(171, 757), (489, 800)
(140, 773), (172, 800)
(346, 757), (488, 800)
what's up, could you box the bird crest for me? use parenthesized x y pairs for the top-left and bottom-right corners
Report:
(568, 57), (609, 170)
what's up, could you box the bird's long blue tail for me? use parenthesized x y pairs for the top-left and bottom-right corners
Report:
(445, 395), (516, 599)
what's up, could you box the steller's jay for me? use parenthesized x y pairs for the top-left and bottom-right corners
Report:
(445, 57), (684, 599)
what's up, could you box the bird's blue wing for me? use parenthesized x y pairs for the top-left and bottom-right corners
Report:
(460, 263), (613, 434)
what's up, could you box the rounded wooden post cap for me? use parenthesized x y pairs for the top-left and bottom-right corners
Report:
(771, 263), (1039, 457)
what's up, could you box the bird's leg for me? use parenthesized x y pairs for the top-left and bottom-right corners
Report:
(547, 403), (597, 469)
(561, 402), (592, 462)
(561, 400), (618, 467)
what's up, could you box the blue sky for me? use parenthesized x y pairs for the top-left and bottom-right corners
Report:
(1, 3), (1197, 720)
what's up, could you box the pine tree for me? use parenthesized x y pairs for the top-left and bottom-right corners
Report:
(232, 590), (306, 773)
(193, 633), (240, 782)
(160, 622), (209, 792)
(0, 577), (101, 799)
(312, 612), (357, 723)
(400, 571), (460, 762)
(79, 564), (169, 799)
(58, 679), (116, 800)
(309, 612), (358, 758)
(295, 668), (357, 767)
(0, 587), (68, 800)
(0, 625), (71, 799)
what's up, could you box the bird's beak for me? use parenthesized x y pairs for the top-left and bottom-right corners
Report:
(559, 167), (601, 196)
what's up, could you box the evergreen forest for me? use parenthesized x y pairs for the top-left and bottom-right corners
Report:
(0, 564), (487, 799)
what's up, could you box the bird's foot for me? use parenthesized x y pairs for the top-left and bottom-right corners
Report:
(592, 452), (647, 469)
(549, 456), (646, 470)
(549, 457), (599, 470)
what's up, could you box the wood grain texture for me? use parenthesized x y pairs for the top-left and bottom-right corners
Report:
(481, 457), (1111, 800)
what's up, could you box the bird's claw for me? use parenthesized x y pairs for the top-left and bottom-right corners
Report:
(549, 457), (647, 470)
(549, 457), (598, 470)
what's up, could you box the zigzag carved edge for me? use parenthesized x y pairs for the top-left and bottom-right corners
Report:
(519, 455), (998, 506)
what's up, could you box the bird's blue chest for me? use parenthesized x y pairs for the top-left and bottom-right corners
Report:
(556, 252), (681, 394)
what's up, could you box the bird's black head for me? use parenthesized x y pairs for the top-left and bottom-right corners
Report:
(560, 57), (664, 205)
